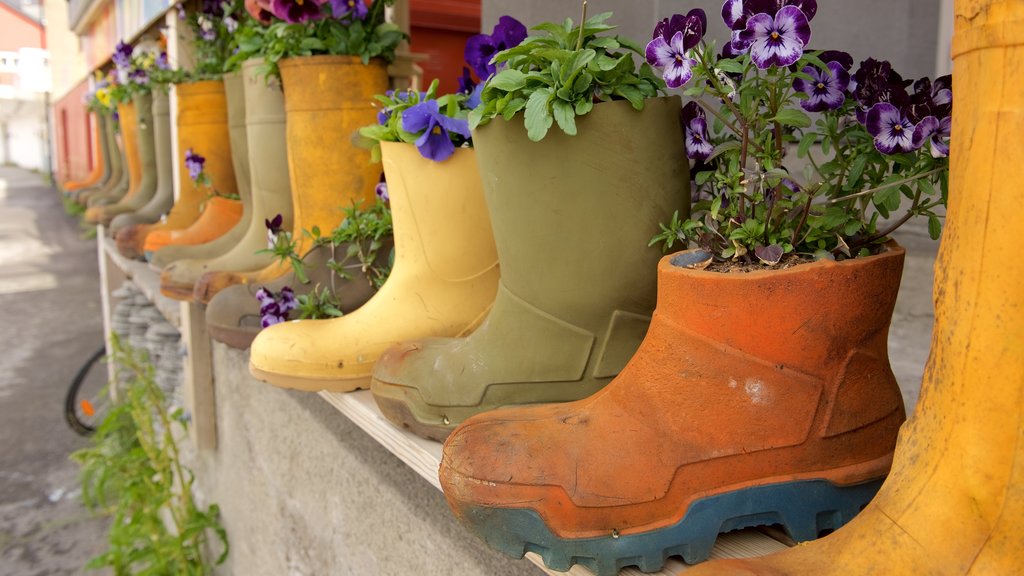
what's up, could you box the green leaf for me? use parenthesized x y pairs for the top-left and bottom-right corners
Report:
(846, 154), (869, 188)
(716, 59), (744, 73)
(928, 215), (942, 240)
(552, 99), (577, 135)
(873, 184), (901, 214)
(773, 108), (812, 128)
(488, 68), (527, 92)
(797, 132), (817, 159)
(524, 88), (554, 142)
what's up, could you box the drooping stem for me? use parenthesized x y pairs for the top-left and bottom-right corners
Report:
(826, 167), (945, 204)
(576, 1), (588, 50)
(790, 193), (815, 247)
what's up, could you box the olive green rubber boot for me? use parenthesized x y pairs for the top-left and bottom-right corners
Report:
(206, 237), (393, 349)
(99, 92), (159, 226)
(371, 97), (690, 441)
(157, 66), (290, 297)
(111, 90), (175, 234)
(78, 113), (127, 207)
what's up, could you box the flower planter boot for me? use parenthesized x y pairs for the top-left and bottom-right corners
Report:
(76, 114), (126, 206)
(686, 2), (1024, 574)
(93, 92), (159, 228)
(147, 79), (238, 268)
(151, 196), (244, 297)
(134, 80), (235, 264)
(85, 100), (140, 213)
(63, 112), (110, 194)
(206, 236), (393, 349)
(248, 143), (498, 392)
(439, 244), (907, 576)
(371, 97), (690, 441)
(111, 90), (175, 241)
(159, 63), (290, 299)
(191, 55), (387, 304)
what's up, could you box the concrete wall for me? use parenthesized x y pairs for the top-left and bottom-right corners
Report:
(187, 343), (537, 576)
(483, 0), (944, 80)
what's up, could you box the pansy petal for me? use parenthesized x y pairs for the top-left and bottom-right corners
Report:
(826, 60), (851, 91)
(645, 37), (675, 67)
(736, 12), (773, 46)
(401, 100), (439, 134)
(912, 115), (940, 148)
(866, 102), (900, 137)
(494, 15), (527, 47)
(784, 0), (817, 21)
(417, 129), (457, 162)
(663, 56), (695, 88)
(775, 5), (811, 47)
(721, 0), (743, 29)
(436, 114), (472, 139)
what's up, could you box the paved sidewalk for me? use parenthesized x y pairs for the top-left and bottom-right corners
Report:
(0, 167), (108, 576)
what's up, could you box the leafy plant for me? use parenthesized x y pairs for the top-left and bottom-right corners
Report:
(71, 335), (228, 574)
(187, 0), (246, 79)
(646, 2), (949, 266)
(469, 11), (666, 141)
(358, 79), (472, 163)
(231, 0), (405, 81)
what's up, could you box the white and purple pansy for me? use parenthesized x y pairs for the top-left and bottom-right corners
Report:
(866, 102), (919, 155)
(681, 102), (713, 161)
(793, 60), (849, 112)
(653, 9), (707, 51)
(645, 31), (697, 89)
(736, 5), (811, 69)
(912, 115), (950, 158)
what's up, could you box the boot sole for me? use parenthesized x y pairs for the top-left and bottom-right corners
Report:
(451, 477), (883, 576)
(373, 393), (453, 442)
(249, 363), (370, 393)
(160, 281), (197, 302)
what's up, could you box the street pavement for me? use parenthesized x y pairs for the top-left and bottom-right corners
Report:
(0, 167), (108, 576)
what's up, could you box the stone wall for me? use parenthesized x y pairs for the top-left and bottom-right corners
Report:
(187, 343), (536, 576)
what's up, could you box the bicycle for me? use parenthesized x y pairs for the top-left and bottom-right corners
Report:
(64, 345), (110, 436)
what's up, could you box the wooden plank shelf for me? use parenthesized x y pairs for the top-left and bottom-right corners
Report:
(320, 389), (791, 576)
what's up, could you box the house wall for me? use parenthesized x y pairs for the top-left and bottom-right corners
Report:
(50, 80), (92, 182)
(0, 4), (44, 53)
(482, 0), (944, 80)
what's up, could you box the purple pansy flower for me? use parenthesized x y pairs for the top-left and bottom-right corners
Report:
(129, 68), (150, 85)
(156, 52), (170, 70)
(271, 0), (323, 23)
(255, 287), (275, 308)
(113, 41), (133, 69)
(184, 148), (206, 181)
(256, 286), (296, 327)
(722, 0), (817, 29)
(259, 301), (285, 327)
(851, 58), (912, 124)
(736, 5), (811, 69)
(401, 100), (472, 162)
(375, 180), (389, 202)
(224, 15), (239, 33)
(265, 214), (284, 248)
(681, 102), (713, 161)
(912, 115), (951, 158)
(646, 31), (697, 89)
(793, 60), (849, 112)
(198, 16), (217, 40)
(457, 67), (476, 96)
(907, 75), (952, 123)
(329, 0), (367, 20)
(201, 0), (225, 17)
(177, 3), (186, 19)
(652, 9), (706, 51)
(465, 16), (527, 80)
(866, 102), (919, 154)
(278, 286), (298, 313)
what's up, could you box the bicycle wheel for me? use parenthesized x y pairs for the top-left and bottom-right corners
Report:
(64, 345), (109, 436)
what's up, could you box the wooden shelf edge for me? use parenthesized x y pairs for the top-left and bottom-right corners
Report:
(316, 390), (789, 576)
(99, 230), (181, 329)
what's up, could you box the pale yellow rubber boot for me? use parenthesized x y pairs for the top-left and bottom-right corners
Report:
(248, 142), (499, 392)
(687, 1), (1024, 574)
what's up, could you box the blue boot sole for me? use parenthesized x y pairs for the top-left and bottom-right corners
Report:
(457, 477), (884, 576)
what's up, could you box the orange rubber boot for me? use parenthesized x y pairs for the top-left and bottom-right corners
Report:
(63, 111), (107, 192)
(191, 55), (387, 304)
(439, 245), (907, 576)
(686, 2), (1024, 574)
(137, 80), (235, 262)
(150, 196), (244, 297)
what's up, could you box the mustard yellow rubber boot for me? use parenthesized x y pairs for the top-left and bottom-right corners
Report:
(688, 2), (1024, 574)
(85, 100), (140, 214)
(248, 142), (499, 392)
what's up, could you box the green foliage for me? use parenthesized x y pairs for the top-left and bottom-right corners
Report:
(652, 44), (949, 264)
(357, 79), (472, 162)
(189, 0), (247, 80)
(231, 1), (406, 82)
(468, 12), (666, 141)
(71, 335), (228, 574)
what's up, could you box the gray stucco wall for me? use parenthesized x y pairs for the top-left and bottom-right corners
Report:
(483, 0), (943, 80)
(187, 343), (537, 576)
